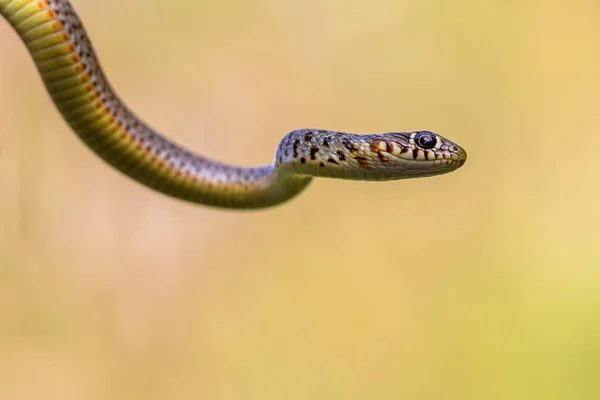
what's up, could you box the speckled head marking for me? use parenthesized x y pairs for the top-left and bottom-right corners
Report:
(0, 0), (467, 209)
(276, 129), (466, 181)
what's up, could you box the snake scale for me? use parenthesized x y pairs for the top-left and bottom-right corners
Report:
(0, 0), (466, 209)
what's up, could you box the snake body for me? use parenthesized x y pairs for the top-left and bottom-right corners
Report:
(0, 0), (467, 209)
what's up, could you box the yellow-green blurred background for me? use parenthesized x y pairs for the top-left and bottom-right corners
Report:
(1, 0), (600, 398)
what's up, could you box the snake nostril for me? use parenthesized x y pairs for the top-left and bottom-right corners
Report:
(451, 145), (459, 152)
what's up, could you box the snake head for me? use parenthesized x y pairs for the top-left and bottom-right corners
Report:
(379, 130), (467, 179)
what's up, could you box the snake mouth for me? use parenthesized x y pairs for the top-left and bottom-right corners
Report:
(397, 146), (467, 178)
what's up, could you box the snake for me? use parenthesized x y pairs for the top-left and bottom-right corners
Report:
(0, 0), (467, 209)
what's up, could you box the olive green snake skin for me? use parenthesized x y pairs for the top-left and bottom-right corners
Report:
(0, 0), (467, 209)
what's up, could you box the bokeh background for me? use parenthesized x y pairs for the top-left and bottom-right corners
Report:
(1, 0), (600, 398)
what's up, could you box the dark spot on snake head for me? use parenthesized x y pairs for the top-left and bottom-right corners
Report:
(342, 137), (357, 153)
(344, 141), (359, 154)
(355, 155), (369, 168)
(385, 141), (392, 153)
(310, 147), (319, 160)
(293, 140), (300, 157)
(377, 152), (388, 162)
(369, 141), (380, 154)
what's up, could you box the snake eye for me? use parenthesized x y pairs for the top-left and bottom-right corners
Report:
(415, 131), (437, 150)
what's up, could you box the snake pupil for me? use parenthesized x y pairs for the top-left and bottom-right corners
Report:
(415, 131), (436, 150)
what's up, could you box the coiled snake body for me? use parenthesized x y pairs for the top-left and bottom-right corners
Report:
(1, 0), (467, 209)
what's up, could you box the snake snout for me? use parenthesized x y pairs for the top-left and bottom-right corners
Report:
(455, 147), (467, 167)
(443, 139), (467, 169)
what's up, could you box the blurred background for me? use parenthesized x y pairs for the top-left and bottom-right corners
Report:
(1, 0), (600, 398)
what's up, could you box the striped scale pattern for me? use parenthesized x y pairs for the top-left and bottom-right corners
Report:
(0, 0), (467, 209)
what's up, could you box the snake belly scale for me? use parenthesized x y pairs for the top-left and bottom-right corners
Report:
(0, 0), (467, 209)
